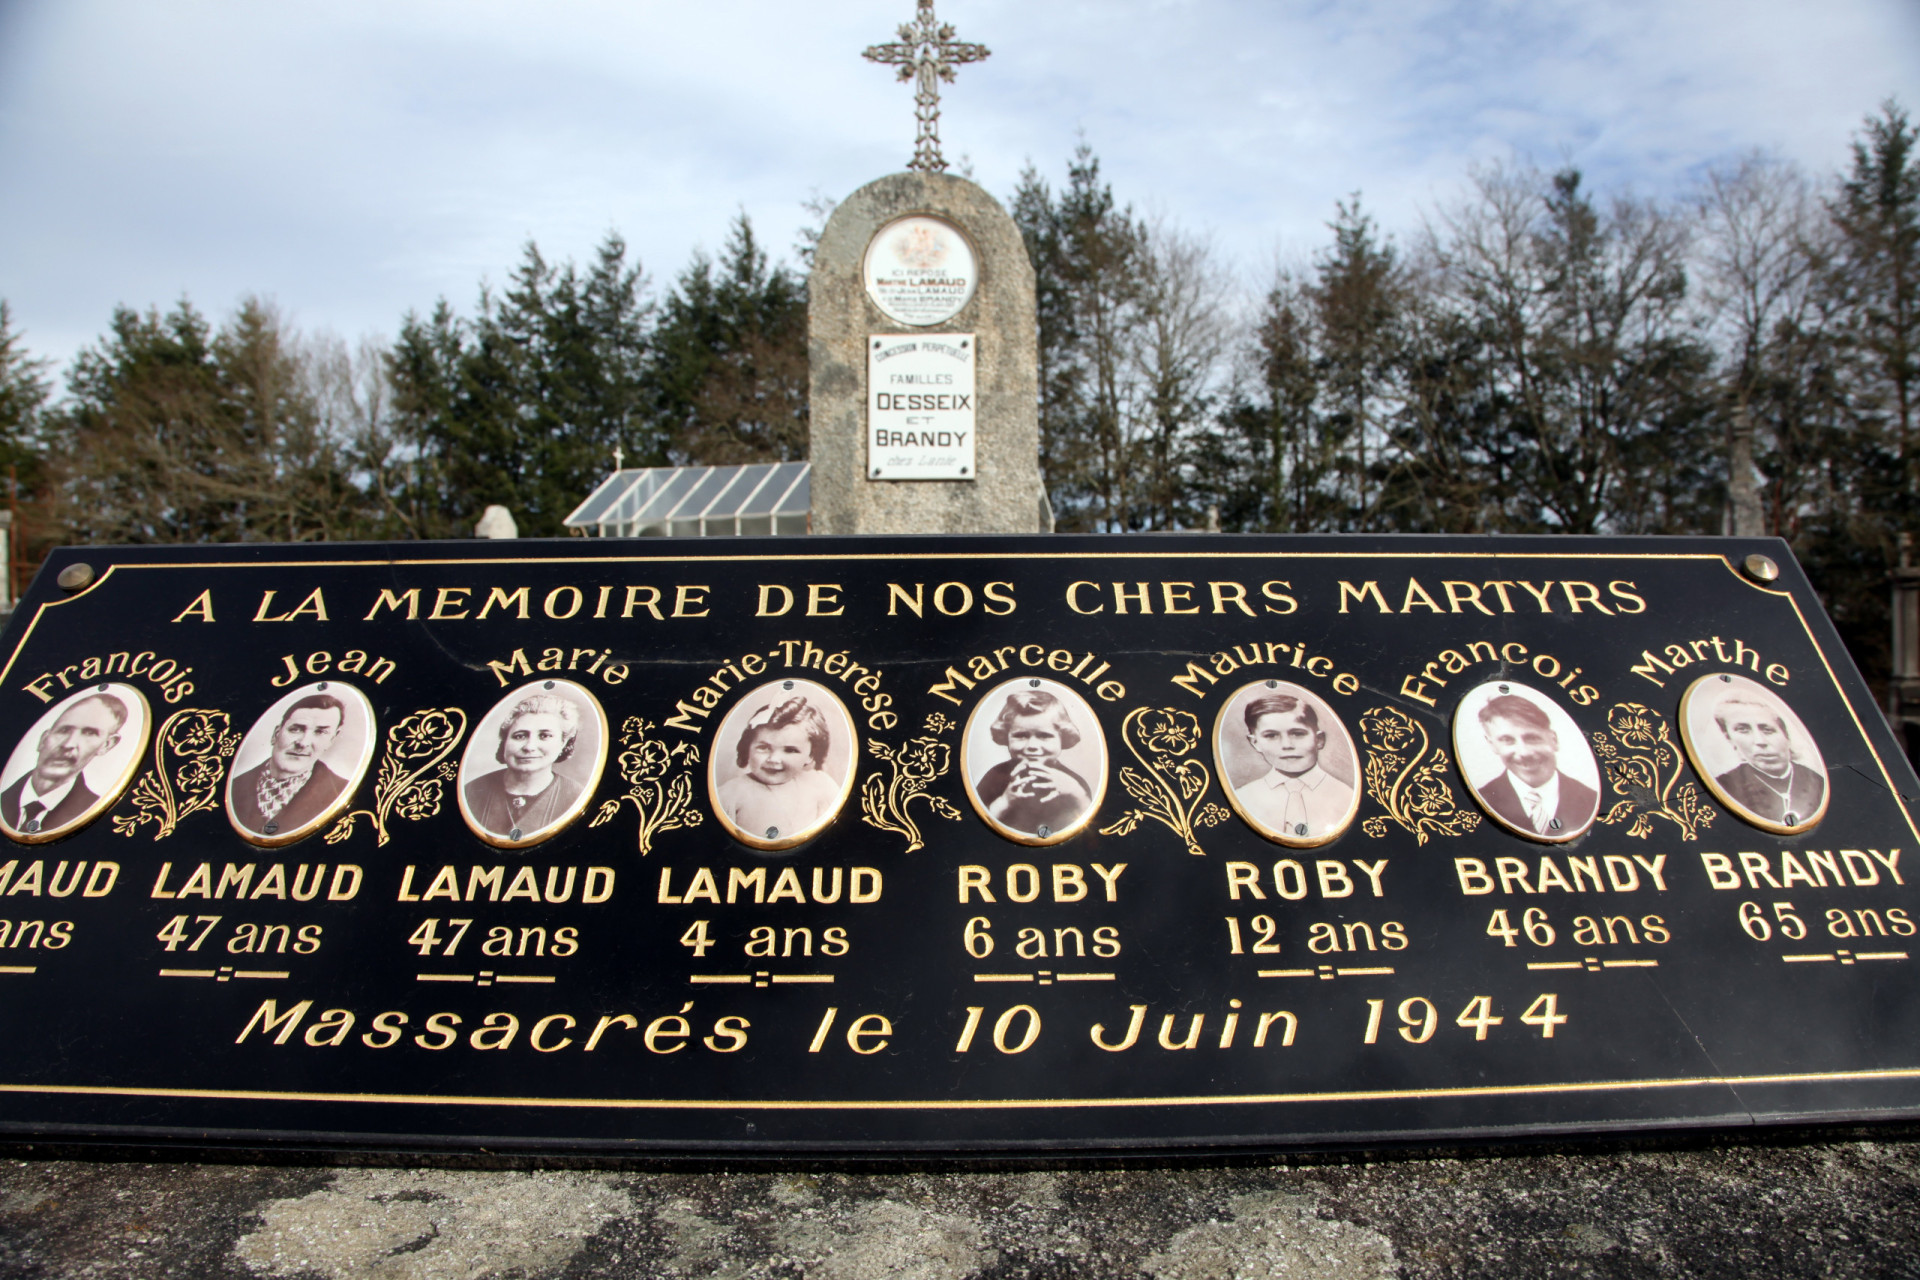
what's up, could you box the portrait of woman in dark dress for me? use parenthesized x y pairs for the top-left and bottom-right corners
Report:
(461, 688), (597, 844)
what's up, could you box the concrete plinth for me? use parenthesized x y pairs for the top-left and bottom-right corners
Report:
(4, 1131), (1918, 1277)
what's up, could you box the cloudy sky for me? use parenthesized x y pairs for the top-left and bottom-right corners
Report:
(2, 0), (1916, 378)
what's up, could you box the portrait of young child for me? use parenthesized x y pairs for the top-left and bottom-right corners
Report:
(1214, 681), (1359, 847)
(962, 678), (1108, 845)
(707, 679), (856, 852)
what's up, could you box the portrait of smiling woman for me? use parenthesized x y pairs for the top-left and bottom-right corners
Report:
(457, 678), (607, 849)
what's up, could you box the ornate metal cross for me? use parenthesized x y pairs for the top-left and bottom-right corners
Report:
(863, 0), (989, 174)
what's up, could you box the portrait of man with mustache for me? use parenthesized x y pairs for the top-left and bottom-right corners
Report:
(1470, 691), (1599, 840)
(1, 691), (128, 837)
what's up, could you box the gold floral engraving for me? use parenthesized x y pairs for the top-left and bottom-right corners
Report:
(1098, 708), (1230, 855)
(112, 709), (241, 840)
(1359, 706), (1482, 843)
(588, 716), (703, 855)
(861, 735), (962, 853)
(326, 709), (467, 847)
(1592, 701), (1717, 840)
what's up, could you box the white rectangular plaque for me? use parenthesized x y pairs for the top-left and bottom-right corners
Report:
(867, 334), (976, 481)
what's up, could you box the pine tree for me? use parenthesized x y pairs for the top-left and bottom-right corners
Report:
(1832, 101), (1920, 475)
(1795, 101), (1920, 687)
(0, 301), (49, 484)
(386, 234), (653, 537)
(1206, 272), (1328, 531)
(1311, 198), (1403, 528)
(648, 215), (807, 465)
(1010, 145), (1146, 530)
(49, 298), (355, 544)
(1011, 162), (1087, 522)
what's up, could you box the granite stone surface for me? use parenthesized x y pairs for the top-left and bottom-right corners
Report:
(808, 171), (1045, 536)
(2, 1130), (1917, 1277)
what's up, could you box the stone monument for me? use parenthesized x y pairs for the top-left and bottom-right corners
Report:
(807, 0), (1047, 535)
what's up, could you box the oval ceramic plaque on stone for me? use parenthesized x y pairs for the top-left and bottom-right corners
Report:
(862, 215), (977, 326)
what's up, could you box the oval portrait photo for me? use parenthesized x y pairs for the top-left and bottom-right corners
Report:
(458, 678), (608, 850)
(707, 678), (858, 853)
(1452, 679), (1602, 844)
(1679, 672), (1829, 835)
(225, 681), (376, 848)
(1212, 680), (1360, 847)
(961, 677), (1109, 847)
(0, 683), (151, 844)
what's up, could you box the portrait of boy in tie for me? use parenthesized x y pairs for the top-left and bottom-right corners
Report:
(1214, 682), (1359, 848)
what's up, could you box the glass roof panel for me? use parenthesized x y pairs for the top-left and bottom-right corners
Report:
(565, 470), (648, 526)
(566, 463), (812, 531)
(665, 467), (736, 520)
(773, 463), (810, 515)
(628, 467), (706, 522)
(695, 465), (763, 518)
(737, 462), (808, 517)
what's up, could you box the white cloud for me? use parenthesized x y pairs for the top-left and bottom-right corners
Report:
(0, 0), (1913, 374)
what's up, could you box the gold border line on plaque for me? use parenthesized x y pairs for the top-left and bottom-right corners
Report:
(457, 678), (609, 851)
(3, 1063), (1919, 1113)
(705, 677), (860, 853)
(0, 682), (152, 845)
(6, 547), (1909, 842)
(1211, 679), (1361, 849)
(1678, 671), (1831, 836)
(224, 681), (377, 849)
(960, 676), (1110, 847)
(1452, 678), (1602, 845)
(861, 212), (980, 327)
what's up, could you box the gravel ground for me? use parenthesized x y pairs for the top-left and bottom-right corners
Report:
(0, 1130), (1917, 1278)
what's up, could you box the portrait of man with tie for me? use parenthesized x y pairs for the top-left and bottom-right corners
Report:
(0, 683), (150, 843)
(1679, 671), (1829, 835)
(224, 681), (376, 847)
(1214, 681), (1360, 848)
(1455, 682), (1600, 844)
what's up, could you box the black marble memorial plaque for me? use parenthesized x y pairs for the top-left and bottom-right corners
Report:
(0, 534), (1914, 1157)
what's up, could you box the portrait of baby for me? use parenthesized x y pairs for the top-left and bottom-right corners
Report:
(1214, 681), (1359, 847)
(707, 679), (856, 852)
(962, 678), (1108, 845)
